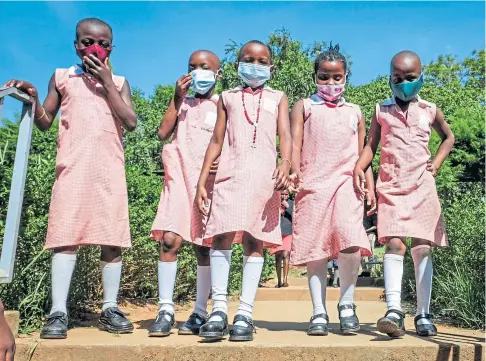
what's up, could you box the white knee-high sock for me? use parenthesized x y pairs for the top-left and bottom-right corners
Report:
(384, 254), (404, 319)
(411, 246), (433, 326)
(235, 256), (264, 327)
(338, 251), (361, 317)
(50, 253), (77, 315)
(100, 261), (122, 311)
(157, 260), (178, 320)
(194, 265), (211, 318)
(209, 249), (232, 322)
(307, 258), (328, 324)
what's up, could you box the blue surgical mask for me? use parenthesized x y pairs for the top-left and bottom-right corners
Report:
(390, 74), (424, 102)
(238, 63), (271, 88)
(190, 69), (216, 95)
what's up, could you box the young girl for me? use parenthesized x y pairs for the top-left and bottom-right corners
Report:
(4, 18), (137, 339)
(195, 40), (292, 342)
(148, 50), (222, 337)
(354, 51), (455, 338)
(270, 189), (293, 288)
(289, 44), (375, 336)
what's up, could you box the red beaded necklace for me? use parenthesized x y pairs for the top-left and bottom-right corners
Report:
(241, 88), (263, 146)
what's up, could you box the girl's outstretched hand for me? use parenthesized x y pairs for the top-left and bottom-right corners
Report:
(196, 185), (209, 216)
(273, 163), (290, 191)
(288, 173), (302, 193)
(353, 166), (367, 196)
(366, 191), (377, 216)
(2, 79), (38, 97)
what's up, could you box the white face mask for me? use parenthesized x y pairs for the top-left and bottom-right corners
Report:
(190, 69), (217, 95)
(238, 63), (271, 88)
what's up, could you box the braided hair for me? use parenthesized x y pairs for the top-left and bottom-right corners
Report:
(314, 43), (347, 74)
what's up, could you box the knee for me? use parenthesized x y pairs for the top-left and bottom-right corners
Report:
(385, 238), (407, 255)
(161, 232), (182, 255)
(101, 246), (121, 262)
(213, 233), (233, 250)
(282, 251), (290, 259)
(194, 245), (211, 266)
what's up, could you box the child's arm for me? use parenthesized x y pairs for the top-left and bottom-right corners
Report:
(4, 75), (61, 131)
(354, 110), (381, 195)
(83, 55), (137, 131)
(358, 113), (377, 215)
(288, 99), (304, 192)
(428, 108), (455, 176)
(196, 97), (227, 215)
(274, 94), (292, 191)
(158, 74), (192, 141)
(0, 299), (15, 361)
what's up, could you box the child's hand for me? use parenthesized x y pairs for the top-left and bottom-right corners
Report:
(288, 172), (302, 193)
(84, 55), (113, 86)
(353, 166), (368, 196)
(426, 159), (438, 177)
(366, 192), (377, 216)
(273, 163), (290, 191)
(0, 301), (15, 361)
(2, 79), (38, 97)
(175, 74), (192, 100)
(209, 158), (220, 175)
(196, 185), (210, 216)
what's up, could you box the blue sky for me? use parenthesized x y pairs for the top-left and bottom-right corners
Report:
(0, 1), (484, 120)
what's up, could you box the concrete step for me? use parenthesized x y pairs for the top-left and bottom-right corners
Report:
(256, 286), (384, 302)
(15, 301), (485, 361)
(265, 276), (379, 287)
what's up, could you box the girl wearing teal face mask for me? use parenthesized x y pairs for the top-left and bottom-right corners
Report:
(354, 51), (455, 339)
(148, 50), (223, 338)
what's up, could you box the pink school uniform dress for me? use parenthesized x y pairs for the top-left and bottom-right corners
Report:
(291, 94), (371, 266)
(375, 96), (447, 246)
(45, 65), (131, 249)
(203, 86), (284, 247)
(151, 95), (219, 245)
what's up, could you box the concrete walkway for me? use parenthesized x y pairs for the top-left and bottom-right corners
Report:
(14, 277), (485, 361)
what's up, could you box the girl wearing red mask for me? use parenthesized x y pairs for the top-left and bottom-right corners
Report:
(3, 18), (137, 339)
(288, 44), (375, 336)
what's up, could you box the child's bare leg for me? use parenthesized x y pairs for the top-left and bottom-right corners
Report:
(275, 252), (283, 287)
(41, 247), (78, 339)
(281, 251), (290, 286)
(337, 247), (361, 327)
(411, 238), (435, 332)
(377, 237), (407, 337)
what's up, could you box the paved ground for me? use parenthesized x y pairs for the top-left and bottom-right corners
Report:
(13, 276), (485, 361)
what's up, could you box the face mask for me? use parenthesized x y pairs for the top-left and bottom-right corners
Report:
(238, 63), (271, 88)
(77, 44), (111, 64)
(316, 83), (345, 102)
(190, 69), (217, 95)
(390, 74), (424, 102)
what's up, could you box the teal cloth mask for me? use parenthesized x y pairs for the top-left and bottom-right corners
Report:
(190, 69), (216, 95)
(390, 74), (424, 102)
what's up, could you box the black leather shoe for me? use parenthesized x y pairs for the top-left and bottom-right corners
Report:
(338, 303), (360, 334)
(199, 311), (228, 340)
(40, 312), (68, 339)
(307, 313), (329, 336)
(414, 313), (437, 337)
(229, 315), (256, 342)
(377, 309), (406, 338)
(98, 307), (134, 334)
(148, 310), (175, 337)
(178, 312), (207, 335)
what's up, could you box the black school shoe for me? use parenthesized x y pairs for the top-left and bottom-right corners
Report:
(414, 313), (437, 337)
(376, 309), (406, 338)
(307, 313), (329, 336)
(229, 315), (256, 342)
(199, 311), (228, 340)
(338, 303), (360, 334)
(148, 310), (175, 337)
(178, 312), (208, 335)
(98, 307), (134, 334)
(40, 312), (68, 339)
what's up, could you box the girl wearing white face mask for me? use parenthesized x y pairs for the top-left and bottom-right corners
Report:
(288, 43), (376, 336)
(196, 40), (292, 342)
(148, 50), (224, 338)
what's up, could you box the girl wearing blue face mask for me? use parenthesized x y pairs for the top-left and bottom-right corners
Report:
(354, 51), (455, 338)
(149, 50), (223, 338)
(196, 40), (292, 342)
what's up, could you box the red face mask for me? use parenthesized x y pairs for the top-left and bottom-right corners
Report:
(77, 44), (111, 63)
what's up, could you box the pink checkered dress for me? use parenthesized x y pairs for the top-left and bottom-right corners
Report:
(376, 96), (447, 246)
(45, 66), (130, 249)
(291, 95), (371, 266)
(151, 95), (219, 245)
(203, 86), (283, 246)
